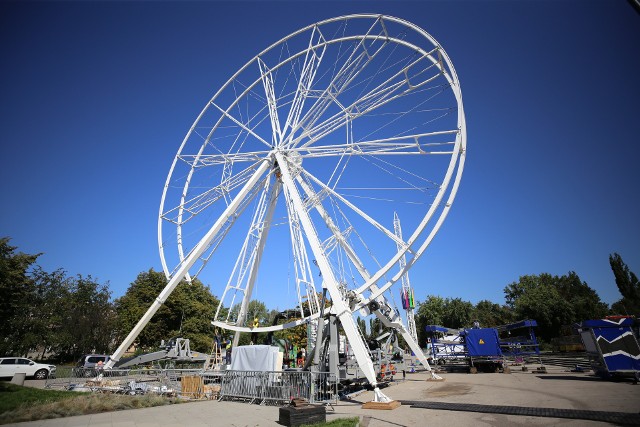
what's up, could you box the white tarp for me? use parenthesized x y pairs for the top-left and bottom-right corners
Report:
(230, 345), (280, 371)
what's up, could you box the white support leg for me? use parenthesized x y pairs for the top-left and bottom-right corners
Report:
(379, 313), (442, 381)
(232, 180), (280, 348)
(406, 336), (443, 381)
(106, 159), (271, 368)
(296, 174), (439, 384)
(275, 152), (390, 401)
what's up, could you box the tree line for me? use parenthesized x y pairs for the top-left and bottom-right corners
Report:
(0, 238), (116, 359)
(1, 236), (638, 361)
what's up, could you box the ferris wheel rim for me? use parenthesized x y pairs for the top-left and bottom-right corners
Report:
(158, 14), (466, 327)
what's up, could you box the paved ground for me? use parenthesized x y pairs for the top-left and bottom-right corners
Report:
(7, 366), (640, 427)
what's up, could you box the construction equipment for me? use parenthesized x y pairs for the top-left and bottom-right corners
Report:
(496, 319), (541, 362)
(425, 325), (467, 365)
(425, 325), (505, 373)
(117, 338), (208, 369)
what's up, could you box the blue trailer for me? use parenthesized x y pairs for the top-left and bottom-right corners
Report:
(460, 328), (504, 373)
(425, 325), (466, 365)
(496, 319), (541, 363)
(579, 317), (640, 381)
(425, 325), (504, 373)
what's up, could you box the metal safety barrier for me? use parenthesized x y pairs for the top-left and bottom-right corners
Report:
(219, 370), (337, 405)
(45, 367), (334, 403)
(45, 367), (208, 399)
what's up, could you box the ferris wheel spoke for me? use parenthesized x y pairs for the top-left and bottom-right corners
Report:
(354, 146), (465, 298)
(161, 162), (263, 224)
(286, 20), (391, 148)
(210, 101), (272, 148)
(169, 172), (270, 279)
(282, 180), (320, 318)
(257, 57), (282, 144)
(218, 178), (280, 344)
(277, 149), (382, 388)
(285, 51), (368, 148)
(293, 51), (446, 150)
(301, 169), (408, 250)
(292, 130), (458, 158)
(296, 174), (371, 280)
(178, 150), (271, 167)
(282, 25), (327, 143)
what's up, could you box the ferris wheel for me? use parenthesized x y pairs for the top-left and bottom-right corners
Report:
(110, 14), (466, 401)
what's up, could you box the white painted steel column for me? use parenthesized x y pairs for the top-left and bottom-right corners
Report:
(106, 159), (271, 368)
(297, 176), (436, 376)
(275, 151), (389, 400)
(232, 180), (281, 348)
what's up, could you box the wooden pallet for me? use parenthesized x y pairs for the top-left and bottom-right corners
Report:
(181, 376), (205, 399)
(362, 400), (401, 410)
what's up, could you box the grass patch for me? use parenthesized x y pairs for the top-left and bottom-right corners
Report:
(0, 382), (183, 425)
(0, 382), (86, 414)
(301, 417), (360, 427)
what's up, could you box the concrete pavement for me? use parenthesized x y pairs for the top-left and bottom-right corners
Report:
(7, 367), (640, 427)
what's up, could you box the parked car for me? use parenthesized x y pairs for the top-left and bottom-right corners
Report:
(0, 357), (56, 380)
(73, 354), (111, 377)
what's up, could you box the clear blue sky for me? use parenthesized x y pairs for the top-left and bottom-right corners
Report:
(1, 1), (638, 312)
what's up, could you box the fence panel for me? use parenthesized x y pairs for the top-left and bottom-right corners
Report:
(45, 367), (336, 404)
(45, 367), (202, 397)
(220, 370), (267, 403)
(219, 370), (337, 405)
(310, 371), (338, 404)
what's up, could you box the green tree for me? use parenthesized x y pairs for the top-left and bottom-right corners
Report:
(0, 237), (40, 356)
(26, 267), (70, 359)
(504, 272), (608, 342)
(369, 317), (385, 338)
(557, 271), (609, 321)
(415, 295), (446, 347)
(273, 321), (308, 352)
(512, 282), (573, 342)
(0, 239), (121, 361)
(115, 269), (220, 353)
(56, 274), (116, 361)
(415, 296), (478, 343)
(442, 297), (473, 329)
(229, 300), (269, 325)
(229, 300), (270, 346)
(356, 317), (368, 339)
(472, 300), (513, 328)
(609, 253), (640, 315)
(504, 274), (556, 309)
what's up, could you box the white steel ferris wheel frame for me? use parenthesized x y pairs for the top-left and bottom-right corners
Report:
(108, 14), (466, 400)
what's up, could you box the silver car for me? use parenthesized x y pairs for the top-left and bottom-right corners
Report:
(73, 354), (111, 377)
(0, 357), (56, 380)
